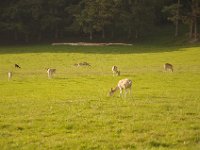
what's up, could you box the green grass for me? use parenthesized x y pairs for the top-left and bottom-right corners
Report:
(0, 43), (200, 149)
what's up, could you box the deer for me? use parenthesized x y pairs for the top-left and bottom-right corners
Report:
(112, 66), (120, 76)
(15, 64), (21, 68)
(8, 72), (12, 81)
(81, 62), (91, 66)
(164, 63), (173, 72)
(109, 78), (132, 97)
(47, 68), (56, 78)
(74, 62), (91, 67)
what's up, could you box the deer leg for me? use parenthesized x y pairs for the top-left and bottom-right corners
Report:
(119, 88), (123, 97)
(129, 87), (132, 96)
(48, 72), (52, 78)
(124, 89), (128, 98)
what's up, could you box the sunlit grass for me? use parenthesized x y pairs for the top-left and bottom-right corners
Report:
(0, 44), (200, 149)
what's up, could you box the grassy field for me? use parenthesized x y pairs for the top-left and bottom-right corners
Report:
(0, 43), (200, 149)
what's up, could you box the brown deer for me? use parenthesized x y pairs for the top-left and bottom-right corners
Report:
(15, 64), (21, 68)
(74, 62), (91, 67)
(164, 63), (173, 72)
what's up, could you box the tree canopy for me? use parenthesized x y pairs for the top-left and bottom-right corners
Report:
(0, 0), (199, 43)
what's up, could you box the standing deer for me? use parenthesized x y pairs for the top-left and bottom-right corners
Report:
(164, 63), (173, 72)
(109, 78), (132, 97)
(47, 68), (56, 78)
(8, 72), (12, 81)
(112, 66), (120, 76)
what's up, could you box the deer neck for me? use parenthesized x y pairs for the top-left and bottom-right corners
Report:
(113, 86), (119, 93)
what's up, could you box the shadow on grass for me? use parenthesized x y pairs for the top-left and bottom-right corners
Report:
(0, 43), (199, 54)
(149, 141), (171, 148)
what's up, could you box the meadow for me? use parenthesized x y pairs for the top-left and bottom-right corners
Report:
(0, 43), (200, 149)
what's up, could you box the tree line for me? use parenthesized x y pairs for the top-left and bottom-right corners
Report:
(0, 0), (199, 43)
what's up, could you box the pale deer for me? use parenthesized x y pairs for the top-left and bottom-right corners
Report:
(112, 66), (120, 76)
(47, 68), (56, 78)
(8, 72), (12, 81)
(109, 78), (132, 97)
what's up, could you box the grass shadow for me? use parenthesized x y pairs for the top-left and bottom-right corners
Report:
(149, 141), (171, 148)
(0, 42), (199, 55)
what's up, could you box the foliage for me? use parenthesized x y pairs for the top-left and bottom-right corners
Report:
(0, 0), (199, 42)
(162, 3), (181, 23)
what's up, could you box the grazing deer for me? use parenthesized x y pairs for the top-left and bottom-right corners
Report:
(15, 64), (21, 68)
(112, 66), (120, 76)
(81, 62), (91, 66)
(8, 72), (12, 81)
(164, 63), (173, 72)
(109, 78), (132, 97)
(74, 62), (91, 67)
(47, 68), (56, 78)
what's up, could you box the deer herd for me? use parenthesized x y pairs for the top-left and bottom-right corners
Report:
(6, 62), (174, 97)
